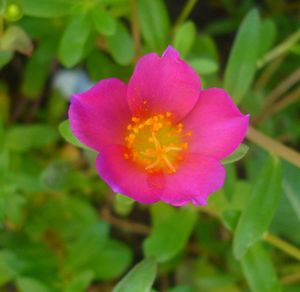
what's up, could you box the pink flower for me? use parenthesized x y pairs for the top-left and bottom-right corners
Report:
(69, 46), (249, 206)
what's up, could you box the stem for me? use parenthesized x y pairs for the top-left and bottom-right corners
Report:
(257, 28), (300, 69)
(247, 126), (300, 168)
(262, 85), (300, 120)
(130, 0), (141, 62)
(174, 0), (198, 29)
(254, 55), (285, 91)
(281, 272), (300, 285)
(263, 68), (300, 109)
(264, 232), (300, 261)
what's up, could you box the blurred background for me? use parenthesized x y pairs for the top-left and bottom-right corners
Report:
(0, 0), (300, 291)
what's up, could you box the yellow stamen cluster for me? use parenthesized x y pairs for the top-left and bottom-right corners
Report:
(124, 112), (192, 174)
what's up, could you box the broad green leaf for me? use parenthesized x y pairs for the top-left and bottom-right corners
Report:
(58, 120), (91, 150)
(92, 8), (117, 36)
(224, 9), (261, 103)
(5, 124), (58, 152)
(106, 22), (134, 65)
(16, 277), (52, 292)
(240, 243), (281, 292)
(113, 258), (157, 292)
(173, 21), (196, 57)
(20, 0), (74, 17)
(258, 19), (277, 58)
(221, 144), (249, 164)
(188, 58), (219, 75)
(58, 14), (91, 68)
(138, 0), (170, 51)
(233, 156), (282, 259)
(0, 25), (33, 55)
(22, 38), (56, 99)
(143, 204), (197, 262)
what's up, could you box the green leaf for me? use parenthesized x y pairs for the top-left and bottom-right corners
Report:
(173, 21), (196, 57)
(221, 144), (249, 165)
(138, 0), (170, 52)
(258, 19), (277, 58)
(0, 25), (33, 55)
(20, 0), (74, 17)
(5, 124), (58, 152)
(271, 162), (300, 245)
(0, 51), (14, 69)
(113, 194), (135, 216)
(143, 204), (197, 262)
(58, 14), (91, 68)
(224, 9), (261, 103)
(63, 271), (94, 292)
(188, 58), (219, 75)
(106, 22), (134, 65)
(66, 223), (132, 280)
(21, 38), (56, 99)
(58, 120), (91, 150)
(233, 156), (282, 259)
(16, 277), (53, 292)
(92, 8), (117, 36)
(0, 250), (20, 285)
(113, 258), (157, 292)
(240, 242), (281, 292)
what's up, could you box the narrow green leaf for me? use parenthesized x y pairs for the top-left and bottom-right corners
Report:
(22, 38), (56, 99)
(143, 204), (197, 262)
(188, 57), (219, 75)
(221, 209), (241, 232)
(221, 144), (249, 165)
(58, 14), (91, 68)
(113, 194), (135, 216)
(258, 19), (277, 58)
(224, 9), (261, 103)
(241, 242), (281, 292)
(5, 124), (58, 152)
(92, 8), (117, 36)
(233, 156), (282, 259)
(173, 21), (196, 57)
(20, 0), (74, 17)
(113, 258), (157, 292)
(138, 0), (170, 52)
(58, 120), (91, 150)
(106, 22), (134, 65)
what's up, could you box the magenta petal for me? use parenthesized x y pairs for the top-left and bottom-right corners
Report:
(161, 153), (225, 206)
(127, 46), (201, 122)
(69, 78), (131, 152)
(183, 88), (249, 160)
(96, 145), (162, 204)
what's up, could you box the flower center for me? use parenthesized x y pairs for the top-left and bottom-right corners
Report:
(124, 112), (192, 174)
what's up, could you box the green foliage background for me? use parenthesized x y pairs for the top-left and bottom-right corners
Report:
(0, 0), (300, 291)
